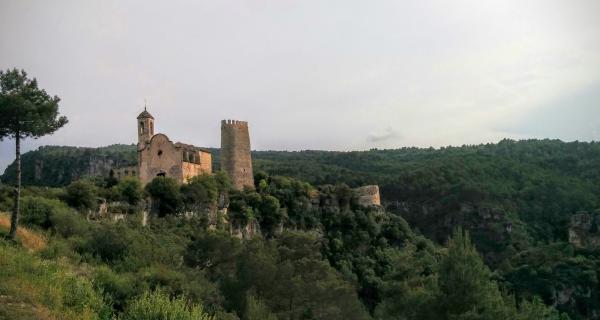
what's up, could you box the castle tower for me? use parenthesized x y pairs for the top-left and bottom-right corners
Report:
(137, 107), (154, 148)
(221, 120), (254, 190)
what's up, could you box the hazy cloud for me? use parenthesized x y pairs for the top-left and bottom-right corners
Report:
(367, 126), (400, 143)
(1, 0), (599, 172)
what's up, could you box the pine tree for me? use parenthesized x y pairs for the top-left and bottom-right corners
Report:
(0, 68), (67, 240)
(437, 228), (509, 319)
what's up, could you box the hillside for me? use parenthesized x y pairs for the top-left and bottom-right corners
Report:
(2, 139), (600, 318)
(1, 144), (138, 187)
(4, 139), (600, 244)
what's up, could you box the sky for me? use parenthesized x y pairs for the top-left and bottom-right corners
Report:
(1, 0), (599, 173)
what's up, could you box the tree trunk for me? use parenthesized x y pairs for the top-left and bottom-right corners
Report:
(8, 134), (21, 240)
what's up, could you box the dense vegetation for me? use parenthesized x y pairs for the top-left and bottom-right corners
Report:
(1, 139), (600, 318)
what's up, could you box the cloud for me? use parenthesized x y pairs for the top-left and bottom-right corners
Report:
(1, 0), (600, 173)
(367, 126), (400, 143)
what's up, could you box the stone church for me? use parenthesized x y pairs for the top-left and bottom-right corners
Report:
(111, 107), (254, 189)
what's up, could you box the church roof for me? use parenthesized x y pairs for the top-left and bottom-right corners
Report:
(137, 108), (154, 119)
(174, 142), (212, 154)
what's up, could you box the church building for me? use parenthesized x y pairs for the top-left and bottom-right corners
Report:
(112, 108), (212, 185)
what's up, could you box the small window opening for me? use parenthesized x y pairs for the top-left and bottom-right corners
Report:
(158, 150), (163, 156)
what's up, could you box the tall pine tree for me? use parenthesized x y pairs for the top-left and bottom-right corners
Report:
(0, 68), (67, 240)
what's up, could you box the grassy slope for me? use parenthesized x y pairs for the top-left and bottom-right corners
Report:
(0, 213), (107, 320)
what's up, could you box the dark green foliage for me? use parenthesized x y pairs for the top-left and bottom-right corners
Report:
(3, 169), (576, 320)
(4, 139), (600, 319)
(0, 184), (14, 212)
(437, 228), (509, 318)
(181, 174), (219, 212)
(84, 225), (131, 263)
(187, 231), (370, 320)
(64, 179), (98, 211)
(0, 68), (68, 240)
(20, 195), (72, 228)
(503, 243), (600, 319)
(114, 177), (143, 206)
(1, 144), (137, 187)
(0, 68), (67, 140)
(145, 176), (183, 216)
(374, 228), (566, 320)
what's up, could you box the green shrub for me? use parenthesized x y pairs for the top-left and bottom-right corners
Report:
(115, 177), (144, 206)
(181, 174), (219, 212)
(64, 179), (99, 211)
(50, 208), (89, 238)
(84, 225), (130, 263)
(0, 184), (14, 212)
(94, 266), (141, 312)
(145, 177), (183, 216)
(245, 294), (277, 320)
(121, 289), (213, 320)
(21, 195), (72, 228)
(0, 241), (110, 319)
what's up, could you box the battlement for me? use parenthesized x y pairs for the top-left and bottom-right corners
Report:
(221, 119), (254, 190)
(221, 119), (248, 127)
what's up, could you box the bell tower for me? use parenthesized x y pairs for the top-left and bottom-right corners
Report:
(137, 107), (154, 148)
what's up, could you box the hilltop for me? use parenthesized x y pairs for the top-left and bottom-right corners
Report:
(1, 138), (600, 318)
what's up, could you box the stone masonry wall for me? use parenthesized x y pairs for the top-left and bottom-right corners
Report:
(354, 185), (381, 207)
(221, 120), (254, 190)
(138, 134), (182, 185)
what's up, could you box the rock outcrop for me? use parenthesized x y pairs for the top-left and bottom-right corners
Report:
(569, 212), (600, 249)
(353, 185), (381, 207)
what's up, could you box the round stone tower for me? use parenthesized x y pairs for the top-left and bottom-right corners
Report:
(220, 120), (254, 190)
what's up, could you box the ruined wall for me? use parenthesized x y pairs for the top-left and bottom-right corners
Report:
(138, 134), (182, 185)
(354, 185), (381, 207)
(181, 151), (212, 183)
(111, 166), (138, 180)
(220, 120), (254, 190)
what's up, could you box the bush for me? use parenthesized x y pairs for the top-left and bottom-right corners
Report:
(0, 241), (110, 319)
(121, 289), (213, 320)
(50, 209), (89, 238)
(21, 196), (72, 228)
(115, 177), (144, 206)
(64, 179), (98, 211)
(181, 174), (219, 212)
(84, 225), (130, 263)
(0, 184), (14, 212)
(145, 177), (183, 216)
(93, 266), (141, 312)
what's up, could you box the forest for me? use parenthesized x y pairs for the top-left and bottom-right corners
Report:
(1, 139), (600, 319)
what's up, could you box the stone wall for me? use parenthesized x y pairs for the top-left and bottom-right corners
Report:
(220, 120), (254, 190)
(138, 134), (182, 185)
(181, 150), (212, 182)
(354, 185), (381, 207)
(111, 165), (138, 180)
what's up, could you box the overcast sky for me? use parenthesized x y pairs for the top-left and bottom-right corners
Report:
(1, 0), (599, 173)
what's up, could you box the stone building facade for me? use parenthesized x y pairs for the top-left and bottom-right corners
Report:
(221, 120), (254, 190)
(111, 109), (254, 189)
(115, 108), (213, 185)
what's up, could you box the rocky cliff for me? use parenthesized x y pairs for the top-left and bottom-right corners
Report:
(1, 145), (137, 186)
